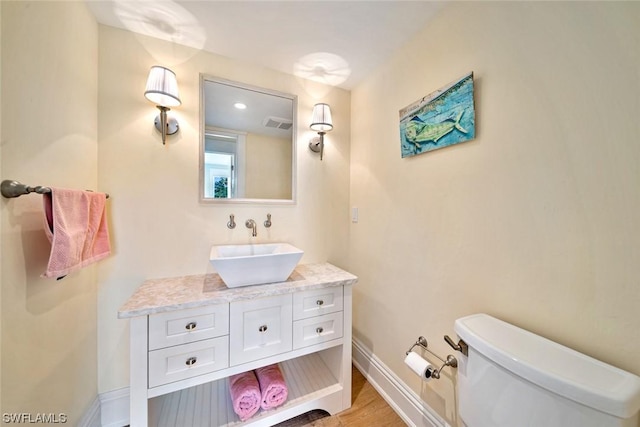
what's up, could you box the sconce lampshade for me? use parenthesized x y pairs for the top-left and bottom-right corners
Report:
(144, 66), (181, 108)
(310, 103), (333, 133)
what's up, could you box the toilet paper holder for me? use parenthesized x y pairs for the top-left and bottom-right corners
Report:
(405, 336), (458, 379)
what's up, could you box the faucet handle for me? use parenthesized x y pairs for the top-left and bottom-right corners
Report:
(264, 213), (272, 228)
(227, 214), (236, 229)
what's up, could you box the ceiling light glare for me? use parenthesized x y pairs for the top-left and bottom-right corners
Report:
(114, 0), (206, 62)
(293, 52), (351, 87)
(234, 103), (247, 110)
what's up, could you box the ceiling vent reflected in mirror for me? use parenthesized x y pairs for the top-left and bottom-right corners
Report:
(263, 117), (293, 130)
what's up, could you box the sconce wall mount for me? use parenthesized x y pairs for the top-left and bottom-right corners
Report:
(153, 106), (179, 141)
(309, 103), (333, 160)
(144, 66), (181, 145)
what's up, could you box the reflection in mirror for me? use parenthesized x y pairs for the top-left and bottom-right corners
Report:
(200, 75), (297, 203)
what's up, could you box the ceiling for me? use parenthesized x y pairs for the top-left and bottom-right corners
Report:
(85, 1), (442, 90)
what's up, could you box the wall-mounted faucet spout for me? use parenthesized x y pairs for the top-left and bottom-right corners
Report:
(245, 219), (257, 237)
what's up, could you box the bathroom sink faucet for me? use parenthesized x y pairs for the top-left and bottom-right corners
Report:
(245, 219), (257, 237)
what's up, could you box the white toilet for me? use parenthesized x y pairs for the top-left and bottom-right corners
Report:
(454, 314), (640, 427)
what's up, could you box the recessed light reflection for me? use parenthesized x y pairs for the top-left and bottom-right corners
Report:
(234, 103), (247, 110)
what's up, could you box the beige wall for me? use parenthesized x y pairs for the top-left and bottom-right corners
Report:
(350, 2), (640, 424)
(0, 1), (98, 423)
(97, 25), (351, 393)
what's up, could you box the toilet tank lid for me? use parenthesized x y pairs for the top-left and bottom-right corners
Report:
(455, 313), (640, 419)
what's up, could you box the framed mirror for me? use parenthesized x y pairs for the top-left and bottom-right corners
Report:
(200, 75), (297, 204)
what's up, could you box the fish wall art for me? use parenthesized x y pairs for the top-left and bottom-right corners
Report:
(399, 72), (476, 158)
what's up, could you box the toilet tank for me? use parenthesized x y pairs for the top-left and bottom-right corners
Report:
(454, 314), (640, 427)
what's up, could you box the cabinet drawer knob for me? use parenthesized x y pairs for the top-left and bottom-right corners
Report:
(316, 327), (324, 334)
(185, 357), (197, 366)
(316, 300), (324, 306)
(185, 322), (197, 331)
(258, 325), (268, 333)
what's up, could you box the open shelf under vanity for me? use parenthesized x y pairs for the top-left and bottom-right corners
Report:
(150, 352), (342, 426)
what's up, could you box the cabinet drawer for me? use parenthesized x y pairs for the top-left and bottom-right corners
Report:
(149, 304), (229, 350)
(230, 294), (292, 366)
(293, 311), (343, 350)
(148, 336), (229, 388)
(293, 287), (343, 320)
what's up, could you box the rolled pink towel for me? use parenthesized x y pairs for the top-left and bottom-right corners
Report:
(229, 371), (261, 421)
(255, 364), (288, 410)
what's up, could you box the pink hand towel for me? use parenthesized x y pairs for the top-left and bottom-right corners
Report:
(255, 363), (288, 410)
(229, 371), (261, 421)
(42, 188), (111, 279)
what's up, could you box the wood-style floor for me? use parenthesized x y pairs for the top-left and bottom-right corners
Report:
(275, 365), (407, 427)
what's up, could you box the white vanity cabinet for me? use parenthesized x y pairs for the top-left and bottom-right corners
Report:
(119, 263), (357, 427)
(147, 305), (231, 388)
(148, 304), (230, 350)
(230, 294), (293, 366)
(292, 287), (344, 350)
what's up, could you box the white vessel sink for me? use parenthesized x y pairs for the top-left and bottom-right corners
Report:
(209, 243), (304, 287)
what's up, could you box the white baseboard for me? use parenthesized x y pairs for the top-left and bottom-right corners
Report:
(351, 338), (448, 427)
(99, 387), (130, 427)
(86, 339), (447, 427)
(77, 396), (101, 427)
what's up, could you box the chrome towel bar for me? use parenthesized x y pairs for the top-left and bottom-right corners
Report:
(1, 180), (109, 199)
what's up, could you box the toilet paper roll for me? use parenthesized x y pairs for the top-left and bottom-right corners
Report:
(404, 351), (435, 381)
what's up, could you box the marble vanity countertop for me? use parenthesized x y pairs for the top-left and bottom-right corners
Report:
(118, 263), (357, 318)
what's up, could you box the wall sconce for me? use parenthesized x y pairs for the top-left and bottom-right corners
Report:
(144, 66), (181, 145)
(309, 103), (333, 160)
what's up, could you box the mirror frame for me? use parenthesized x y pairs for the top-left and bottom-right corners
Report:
(199, 74), (297, 204)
